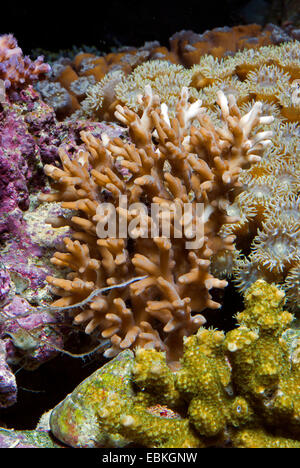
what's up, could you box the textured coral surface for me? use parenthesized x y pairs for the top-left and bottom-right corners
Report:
(50, 281), (300, 448)
(38, 23), (299, 120)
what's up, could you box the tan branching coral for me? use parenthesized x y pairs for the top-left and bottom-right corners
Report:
(40, 85), (273, 364)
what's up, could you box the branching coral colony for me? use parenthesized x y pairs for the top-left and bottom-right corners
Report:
(65, 42), (300, 312)
(0, 34), (50, 90)
(40, 84), (274, 365)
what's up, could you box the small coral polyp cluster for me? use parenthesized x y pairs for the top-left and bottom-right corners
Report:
(40, 84), (273, 364)
(50, 281), (300, 448)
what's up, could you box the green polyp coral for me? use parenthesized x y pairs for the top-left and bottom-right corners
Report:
(225, 280), (300, 438)
(50, 280), (300, 448)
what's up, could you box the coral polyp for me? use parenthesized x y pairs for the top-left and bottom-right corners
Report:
(0, 34), (50, 90)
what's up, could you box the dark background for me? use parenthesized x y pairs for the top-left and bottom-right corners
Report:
(1, 0), (273, 54)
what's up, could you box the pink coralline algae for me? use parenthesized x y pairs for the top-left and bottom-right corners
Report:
(0, 34), (50, 91)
